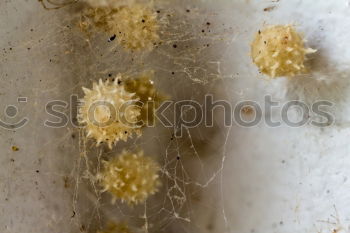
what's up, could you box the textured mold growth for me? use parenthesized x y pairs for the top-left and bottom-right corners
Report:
(251, 25), (316, 78)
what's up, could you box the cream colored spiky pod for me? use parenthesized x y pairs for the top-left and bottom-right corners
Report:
(99, 150), (160, 205)
(107, 4), (160, 51)
(80, 4), (160, 51)
(251, 25), (316, 78)
(78, 76), (141, 149)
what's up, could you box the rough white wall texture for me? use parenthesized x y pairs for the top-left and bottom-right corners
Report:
(1, 1), (350, 233)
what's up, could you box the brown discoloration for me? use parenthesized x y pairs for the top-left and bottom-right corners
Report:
(63, 176), (70, 188)
(241, 106), (254, 115)
(264, 6), (276, 12)
(11, 146), (19, 151)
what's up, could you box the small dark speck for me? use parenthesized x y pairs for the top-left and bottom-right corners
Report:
(202, 30), (205, 33)
(156, 10), (160, 13)
(117, 80), (122, 85)
(177, 156), (180, 160)
(206, 22), (211, 26)
(108, 34), (116, 42)
(10, 158), (15, 162)
(108, 73), (112, 77)
(36, 170), (40, 173)
(258, 30), (261, 34)
(124, 131), (128, 134)
(186, 9), (190, 13)
(264, 41), (267, 44)
(141, 19), (145, 23)
(71, 134), (76, 139)
(27, 48), (31, 50)
(173, 44), (177, 48)
(280, 221), (283, 225)
(171, 72), (175, 75)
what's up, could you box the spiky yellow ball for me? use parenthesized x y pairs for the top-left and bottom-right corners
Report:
(99, 150), (160, 205)
(78, 76), (141, 149)
(80, 4), (160, 51)
(251, 25), (316, 78)
(109, 5), (160, 50)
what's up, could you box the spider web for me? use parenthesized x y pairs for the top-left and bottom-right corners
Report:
(35, 1), (236, 233)
(4, 1), (350, 233)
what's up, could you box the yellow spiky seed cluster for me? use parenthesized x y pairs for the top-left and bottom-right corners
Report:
(125, 73), (166, 126)
(99, 150), (160, 205)
(78, 76), (141, 149)
(251, 25), (316, 78)
(97, 223), (133, 233)
(80, 4), (160, 51)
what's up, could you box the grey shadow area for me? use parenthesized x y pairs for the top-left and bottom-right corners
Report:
(285, 48), (350, 125)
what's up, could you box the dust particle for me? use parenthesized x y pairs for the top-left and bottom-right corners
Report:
(63, 176), (70, 188)
(263, 6), (276, 12)
(241, 106), (254, 115)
